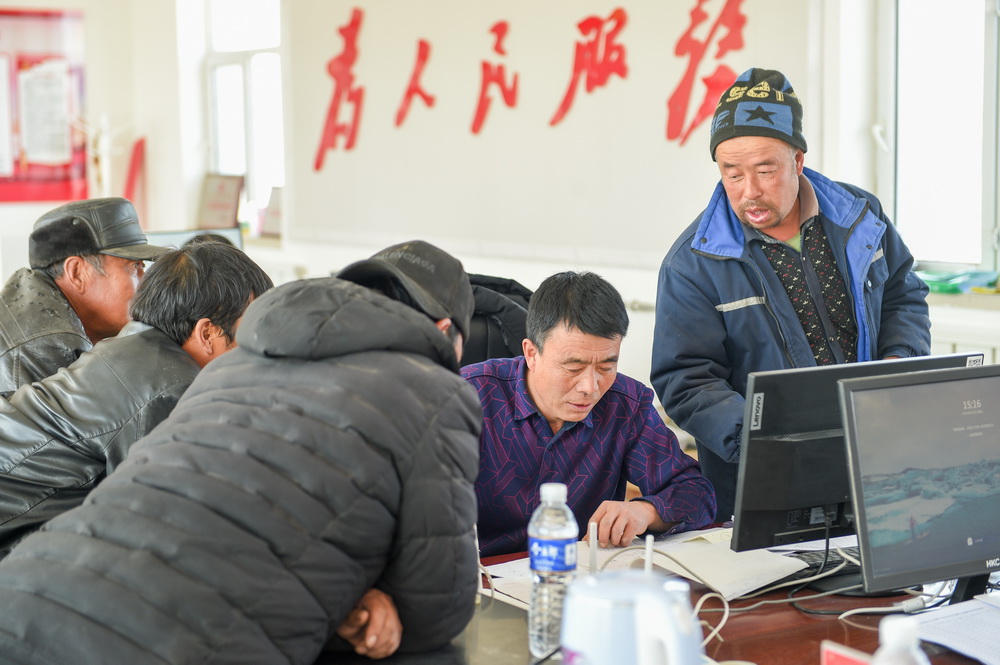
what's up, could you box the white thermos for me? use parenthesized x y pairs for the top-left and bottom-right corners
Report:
(560, 570), (705, 665)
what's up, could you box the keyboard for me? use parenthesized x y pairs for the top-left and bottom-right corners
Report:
(784, 546), (861, 579)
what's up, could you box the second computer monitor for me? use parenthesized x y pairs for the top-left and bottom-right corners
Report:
(840, 363), (1000, 602)
(731, 352), (985, 552)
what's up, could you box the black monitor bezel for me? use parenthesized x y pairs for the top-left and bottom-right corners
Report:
(731, 352), (985, 552)
(839, 363), (1000, 597)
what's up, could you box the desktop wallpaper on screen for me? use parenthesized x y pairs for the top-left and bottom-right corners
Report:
(849, 374), (1000, 581)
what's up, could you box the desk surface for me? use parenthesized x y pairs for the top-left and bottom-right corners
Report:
(315, 582), (979, 665)
(314, 597), (531, 665)
(704, 588), (976, 665)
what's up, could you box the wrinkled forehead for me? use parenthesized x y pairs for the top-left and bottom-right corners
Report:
(540, 323), (622, 360)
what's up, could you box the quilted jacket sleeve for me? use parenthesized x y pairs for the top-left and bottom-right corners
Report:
(377, 378), (482, 652)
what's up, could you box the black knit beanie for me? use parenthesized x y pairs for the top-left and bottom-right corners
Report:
(709, 68), (807, 160)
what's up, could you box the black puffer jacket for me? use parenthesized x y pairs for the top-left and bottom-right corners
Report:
(0, 277), (482, 665)
(0, 268), (91, 398)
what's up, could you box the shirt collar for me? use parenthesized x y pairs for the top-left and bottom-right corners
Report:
(798, 173), (819, 222)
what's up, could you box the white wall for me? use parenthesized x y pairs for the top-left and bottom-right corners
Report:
(130, 0), (207, 231)
(269, 0), (833, 385)
(0, 0), (888, 389)
(282, 0), (814, 271)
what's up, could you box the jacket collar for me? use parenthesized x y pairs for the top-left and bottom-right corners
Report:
(690, 167), (867, 258)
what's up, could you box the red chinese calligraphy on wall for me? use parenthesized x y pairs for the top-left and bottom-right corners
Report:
(666, 0), (746, 145)
(314, 8), (365, 170)
(471, 21), (519, 135)
(550, 8), (628, 127)
(311, 4), (750, 161)
(395, 39), (435, 127)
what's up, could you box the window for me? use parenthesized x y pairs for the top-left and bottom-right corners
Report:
(892, 1), (998, 270)
(205, 0), (284, 230)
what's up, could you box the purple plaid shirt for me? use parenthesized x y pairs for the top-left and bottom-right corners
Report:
(463, 356), (716, 557)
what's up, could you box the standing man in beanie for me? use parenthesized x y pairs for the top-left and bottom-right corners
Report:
(0, 240), (481, 663)
(651, 68), (930, 521)
(0, 197), (169, 397)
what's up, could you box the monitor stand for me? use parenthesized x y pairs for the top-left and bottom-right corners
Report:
(806, 573), (916, 598)
(808, 573), (990, 600)
(949, 574), (989, 604)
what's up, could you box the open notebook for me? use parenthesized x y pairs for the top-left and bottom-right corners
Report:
(482, 527), (810, 606)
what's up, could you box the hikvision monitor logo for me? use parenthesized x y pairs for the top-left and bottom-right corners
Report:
(987, 557), (1000, 568)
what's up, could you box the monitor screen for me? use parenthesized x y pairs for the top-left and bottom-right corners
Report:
(731, 352), (985, 552)
(840, 363), (1000, 601)
(144, 228), (244, 250)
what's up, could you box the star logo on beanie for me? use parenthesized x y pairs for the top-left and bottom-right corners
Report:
(709, 68), (808, 160)
(744, 105), (776, 125)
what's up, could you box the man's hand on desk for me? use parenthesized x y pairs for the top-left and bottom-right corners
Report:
(586, 500), (674, 548)
(336, 588), (402, 659)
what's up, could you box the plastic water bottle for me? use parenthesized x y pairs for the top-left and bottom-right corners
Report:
(527, 482), (578, 658)
(871, 615), (931, 665)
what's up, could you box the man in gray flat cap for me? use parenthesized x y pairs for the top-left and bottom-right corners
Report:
(0, 197), (169, 397)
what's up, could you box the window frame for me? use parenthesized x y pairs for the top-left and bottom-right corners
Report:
(203, 1), (283, 219)
(885, 0), (1000, 272)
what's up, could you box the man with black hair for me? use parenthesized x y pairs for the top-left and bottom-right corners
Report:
(464, 271), (715, 557)
(0, 197), (170, 397)
(0, 241), (273, 554)
(0, 240), (480, 663)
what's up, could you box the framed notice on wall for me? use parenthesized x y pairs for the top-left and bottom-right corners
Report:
(197, 174), (243, 228)
(0, 9), (87, 202)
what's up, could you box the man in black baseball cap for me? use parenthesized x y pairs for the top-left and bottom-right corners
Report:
(0, 197), (169, 396)
(338, 239), (475, 360)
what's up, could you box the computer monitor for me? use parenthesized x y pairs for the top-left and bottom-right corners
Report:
(840, 363), (1000, 603)
(144, 228), (244, 250)
(730, 352), (986, 552)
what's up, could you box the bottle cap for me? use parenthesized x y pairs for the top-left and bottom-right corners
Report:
(540, 482), (567, 503)
(879, 615), (920, 648)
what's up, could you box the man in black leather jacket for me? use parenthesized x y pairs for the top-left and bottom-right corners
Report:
(0, 197), (170, 398)
(0, 241), (273, 554)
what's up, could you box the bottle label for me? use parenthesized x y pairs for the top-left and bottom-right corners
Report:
(529, 537), (577, 572)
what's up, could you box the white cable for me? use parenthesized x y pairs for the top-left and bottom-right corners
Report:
(837, 580), (955, 620)
(599, 545), (713, 588)
(700, 582), (863, 614)
(839, 604), (905, 620)
(478, 560), (496, 605)
(694, 591), (730, 647)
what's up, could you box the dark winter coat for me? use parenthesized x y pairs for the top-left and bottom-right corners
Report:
(0, 277), (483, 664)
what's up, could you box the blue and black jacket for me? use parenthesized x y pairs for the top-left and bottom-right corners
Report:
(651, 167), (930, 518)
